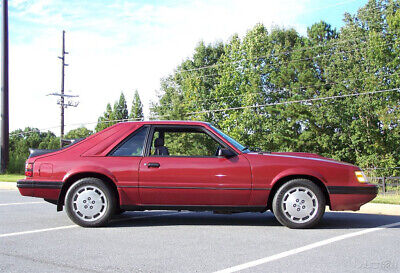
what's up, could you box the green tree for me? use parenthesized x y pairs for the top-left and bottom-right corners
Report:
(151, 0), (400, 176)
(130, 90), (144, 120)
(65, 127), (93, 139)
(95, 103), (114, 132)
(96, 92), (131, 132)
(113, 92), (129, 121)
(151, 41), (225, 121)
(8, 128), (59, 173)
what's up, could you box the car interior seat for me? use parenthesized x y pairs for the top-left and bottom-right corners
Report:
(154, 138), (169, 156)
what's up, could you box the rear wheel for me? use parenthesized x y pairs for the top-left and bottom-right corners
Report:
(272, 179), (325, 229)
(65, 177), (116, 227)
(114, 208), (126, 215)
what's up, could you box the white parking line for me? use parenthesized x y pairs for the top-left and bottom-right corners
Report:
(0, 211), (183, 238)
(213, 221), (400, 273)
(0, 225), (77, 238)
(0, 201), (46, 206)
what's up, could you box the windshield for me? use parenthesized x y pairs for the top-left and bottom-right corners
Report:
(210, 125), (250, 153)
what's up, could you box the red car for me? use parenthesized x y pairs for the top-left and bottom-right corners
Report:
(17, 121), (377, 228)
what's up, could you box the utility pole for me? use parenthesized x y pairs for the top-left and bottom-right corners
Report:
(1, 0), (9, 173)
(60, 30), (66, 146)
(48, 30), (79, 148)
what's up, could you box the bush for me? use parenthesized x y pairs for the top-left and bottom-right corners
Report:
(7, 154), (26, 174)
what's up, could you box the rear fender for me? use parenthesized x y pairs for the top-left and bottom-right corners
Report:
(62, 166), (117, 184)
(56, 166), (118, 211)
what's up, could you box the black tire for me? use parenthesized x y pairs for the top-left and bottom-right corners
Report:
(114, 208), (126, 215)
(65, 177), (116, 227)
(272, 179), (325, 229)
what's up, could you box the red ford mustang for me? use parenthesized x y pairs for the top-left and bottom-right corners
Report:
(18, 121), (377, 228)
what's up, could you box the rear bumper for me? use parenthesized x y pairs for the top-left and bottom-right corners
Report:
(17, 180), (62, 200)
(328, 185), (378, 211)
(17, 180), (63, 189)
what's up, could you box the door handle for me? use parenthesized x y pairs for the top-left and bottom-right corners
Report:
(147, 162), (160, 168)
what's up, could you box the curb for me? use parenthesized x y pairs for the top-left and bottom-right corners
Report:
(355, 203), (400, 216)
(327, 203), (400, 216)
(0, 181), (17, 190)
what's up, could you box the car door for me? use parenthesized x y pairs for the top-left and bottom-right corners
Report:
(138, 125), (252, 206)
(105, 125), (149, 205)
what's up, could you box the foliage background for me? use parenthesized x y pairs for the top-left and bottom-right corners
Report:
(151, 0), (400, 177)
(8, 0), (399, 177)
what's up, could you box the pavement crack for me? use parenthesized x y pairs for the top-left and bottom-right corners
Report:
(0, 251), (109, 273)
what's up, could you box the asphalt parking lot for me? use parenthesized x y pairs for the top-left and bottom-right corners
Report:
(1, 189), (399, 273)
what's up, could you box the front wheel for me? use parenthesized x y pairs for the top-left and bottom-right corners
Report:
(272, 179), (326, 229)
(65, 177), (116, 227)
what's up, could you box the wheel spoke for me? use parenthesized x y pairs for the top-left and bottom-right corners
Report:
(72, 185), (108, 222)
(281, 186), (319, 224)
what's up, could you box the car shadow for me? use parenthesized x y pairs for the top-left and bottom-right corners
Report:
(107, 211), (400, 229)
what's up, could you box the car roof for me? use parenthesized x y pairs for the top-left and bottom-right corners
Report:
(118, 120), (211, 126)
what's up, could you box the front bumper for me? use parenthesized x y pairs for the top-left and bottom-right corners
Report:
(328, 185), (378, 211)
(327, 185), (378, 195)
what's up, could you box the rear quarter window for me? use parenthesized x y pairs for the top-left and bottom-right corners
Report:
(109, 126), (149, 156)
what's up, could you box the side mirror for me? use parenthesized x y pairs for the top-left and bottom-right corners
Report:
(218, 148), (236, 158)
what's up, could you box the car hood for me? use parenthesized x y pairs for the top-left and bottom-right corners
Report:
(245, 151), (354, 167)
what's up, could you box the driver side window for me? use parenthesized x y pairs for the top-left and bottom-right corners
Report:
(150, 127), (221, 157)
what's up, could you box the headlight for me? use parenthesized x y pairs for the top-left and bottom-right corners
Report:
(355, 171), (367, 183)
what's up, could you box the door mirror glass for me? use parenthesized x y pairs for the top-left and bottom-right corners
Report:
(218, 148), (236, 158)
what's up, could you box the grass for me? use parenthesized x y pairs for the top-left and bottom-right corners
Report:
(0, 174), (25, 182)
(371, 194), (400, 205)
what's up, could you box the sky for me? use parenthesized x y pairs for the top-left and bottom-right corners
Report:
(2, 0), (368, 135)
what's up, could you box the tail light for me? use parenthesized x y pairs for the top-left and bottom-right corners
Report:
(25, 163), (34, 177)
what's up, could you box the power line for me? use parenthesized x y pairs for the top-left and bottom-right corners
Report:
(10, 86), (400, 137)
(9, 3), (399, 137)
(9, 117), (145, 137)
(155, 71), (400, 109)
(9, 126), (63, 137)
(57, 87), (400, 128)
(186, 88), (400, 115)
(177, 39), (397, 76)
(70, 117), (145, 127)
(304, 0), (360, 13)
(365, 167), (400, 170)
(172, 2), (398, 77)
(174, 7), (399, 77)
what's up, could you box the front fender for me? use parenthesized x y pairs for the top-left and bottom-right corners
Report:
(271, 167), (327, 186)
